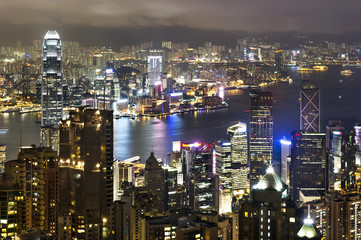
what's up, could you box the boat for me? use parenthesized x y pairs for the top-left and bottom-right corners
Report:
(342, 63), (361, 67)
(341, 69), (353, 76)
(297, 67), (313, 73)
(313, 65), (328, 71)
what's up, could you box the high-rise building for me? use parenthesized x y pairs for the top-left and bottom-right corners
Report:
(58, 107), (113, 239)
(5, 146), (58, 233)
(147, 51), (163, 86)
(183, 142), (219, 212)
(215, 139), (232, 214)
(300, 80), (320, 132)
(290, 131), (326, 201)
(326, 120), (344, 151)
(280, 138), (291, 185)
(227, 122), (249, 197)
(329, 130), (357, 191)
(329, 192), (361, 239)
(145, 152), (167, 213)
(41, 30), (63, 149)
(275, 50), (283, 74)
(249, 91), (273, 188)
(238, 166), (298, 240)
(0, 174), (24, 238)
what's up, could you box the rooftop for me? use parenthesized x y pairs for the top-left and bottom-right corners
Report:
(44, 30), (60, 40)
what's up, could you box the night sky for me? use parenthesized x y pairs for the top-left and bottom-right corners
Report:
(0, 0), (360, 47)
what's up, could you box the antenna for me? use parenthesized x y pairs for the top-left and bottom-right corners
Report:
(308, 204), (311, 219)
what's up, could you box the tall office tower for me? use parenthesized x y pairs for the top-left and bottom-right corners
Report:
(330, 130), (357, 191)
(290, 131), (326, 201)
(144, 152), (166, 213)
(238, 166), (298, 240)
(41, 30), (63, 149)
(280, 138), (291, 185)
(300, 80), (320, 132)
(183, 142), (219, 212)
(249, 91), (273, 188)
(215, 139), (232, 214)
(274, 50), (283, 74)
(58, 108), (113, 239)
(326, 120), (344, 150)
(0, 144), (6, 173)
(147, 50), (163, 86)
(0, 174), (24, 238)
(227, 122), (249, 197)
(5, 146), (58, 233)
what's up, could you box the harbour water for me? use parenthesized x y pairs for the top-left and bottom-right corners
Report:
(1, 66), (361, 161)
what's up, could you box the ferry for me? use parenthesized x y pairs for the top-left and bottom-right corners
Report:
(342, 63), (361, 67)
(297, 67), (313, 73)
(313, 65), (328, 71)
(341, 69), (353, 76)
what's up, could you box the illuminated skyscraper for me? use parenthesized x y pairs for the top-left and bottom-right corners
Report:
(290, 131), (326, 201)
(41, 30), (63, 126)
(280, 138), (291, 185)
(147, 51), (163, 86)
(5, 146), (58, 234)
(58, 108), (113, 238)
(275, 50), (283, 74)
(227, 122), (249, 196)
(249, 91), (273, 188)
(329, 130), (357, 191)
(215, 139), (232, 214)
(41, 30), (63, 149)
(300, 80), (320, 132)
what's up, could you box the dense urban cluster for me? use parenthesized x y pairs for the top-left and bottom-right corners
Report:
(0, 31), (361, 240)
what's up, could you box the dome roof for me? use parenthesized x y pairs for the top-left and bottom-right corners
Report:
(253, 166), (285, 191)
(301, 80), (317, 90)
(44, 30), (60, 40)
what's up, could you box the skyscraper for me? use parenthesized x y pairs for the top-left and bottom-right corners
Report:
(227, 122), (249, 197)
(249, 91), (273, 188)
(280, 138), (291, 185)
(145, 152), (166, 213)
(147, 51), (163, 86)
(41, 30), (63, 149)
(290, 131), (326, 201)
(275, 49), (283, 74)
(58, 107), (113, 239)
(5, 146), (58, 233)
(300, 80), (320, 132)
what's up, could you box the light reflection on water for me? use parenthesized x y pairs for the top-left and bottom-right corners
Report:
(1, 66), (361, 162)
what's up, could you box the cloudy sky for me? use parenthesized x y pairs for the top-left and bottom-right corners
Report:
(0, 0), (360, 46)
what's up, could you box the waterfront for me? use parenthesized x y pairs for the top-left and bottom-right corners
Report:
(1, 66), (361, 161)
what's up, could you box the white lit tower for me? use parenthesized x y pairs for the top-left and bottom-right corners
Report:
(40, 30), (63, 149)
